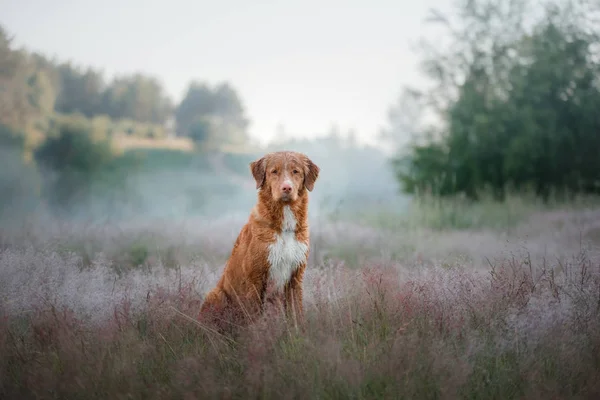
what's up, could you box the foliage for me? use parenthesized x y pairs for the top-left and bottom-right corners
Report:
(187, 117), (211, 144)
(0, 28), (53, 133)
(101, 74), (173, 124)
(0, 123), (42, 218)
(0, 23), (249, 150)
(390, 0), (600, 202)
(53, 64), (104, 118)
(0, 23), (257, 219)
(33, 116), (118, 211)
(175, 82), (250, 148)
(35, 116), (114, 174)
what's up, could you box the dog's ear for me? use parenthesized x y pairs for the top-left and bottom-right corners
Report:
(303, 156), (320, 192)
(250, 157), (266, 189)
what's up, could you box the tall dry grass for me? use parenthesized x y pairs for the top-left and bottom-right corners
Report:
(1, 206), (600, 399)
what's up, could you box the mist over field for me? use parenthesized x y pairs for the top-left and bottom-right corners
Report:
(2, 0), (600, 398)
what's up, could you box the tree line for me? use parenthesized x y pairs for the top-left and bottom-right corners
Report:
(5, 0), (600, 209)
(0, 24), (253, 216)
(385, 0), (600, 202)
(0, 25), (249, 146)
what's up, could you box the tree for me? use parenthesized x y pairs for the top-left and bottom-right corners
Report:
(379, 88), (426, 153)
(0, 25), (51, 132)
(175, 81), (250, 148)
(188, 117), (211, 144)
(54, 63), (105, 118)
(101, 74), (172, 124)
(41, 61), (173, 125)
(391, 0), (600, 201)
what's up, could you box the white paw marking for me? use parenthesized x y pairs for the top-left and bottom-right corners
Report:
(267, 206), (308, 291)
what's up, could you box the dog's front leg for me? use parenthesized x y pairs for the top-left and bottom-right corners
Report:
(284, 265), (305, 327)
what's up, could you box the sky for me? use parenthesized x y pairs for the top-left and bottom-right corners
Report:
(1, 0), (453, 147)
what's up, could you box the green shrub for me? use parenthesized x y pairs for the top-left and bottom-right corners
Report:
(34, 117), (117, 211)
(0, 124), (42, 219)
(188, 118), (210, 144)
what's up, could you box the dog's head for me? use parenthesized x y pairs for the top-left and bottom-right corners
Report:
(250, 151), (320, 203)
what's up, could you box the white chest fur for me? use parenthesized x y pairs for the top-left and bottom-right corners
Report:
(267, 206), (309, 291)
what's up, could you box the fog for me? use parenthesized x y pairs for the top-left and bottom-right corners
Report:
(0, 134), (409, 231)
(2, 1), (600, 396)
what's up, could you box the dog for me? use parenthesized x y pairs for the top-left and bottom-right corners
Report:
(198, 150), (320, 330)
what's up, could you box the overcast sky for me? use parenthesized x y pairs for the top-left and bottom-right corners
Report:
(1, 0), (453, 146)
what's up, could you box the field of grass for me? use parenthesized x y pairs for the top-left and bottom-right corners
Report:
(1, 198), (600, 399)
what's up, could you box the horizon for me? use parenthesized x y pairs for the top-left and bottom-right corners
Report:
(1, 0), (453, 148)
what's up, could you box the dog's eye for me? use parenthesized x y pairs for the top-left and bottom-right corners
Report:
(271, 169), (278, 174)
(293, 169), (299, 174)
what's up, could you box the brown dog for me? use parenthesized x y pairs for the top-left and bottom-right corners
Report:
(198, 151), (320, 330)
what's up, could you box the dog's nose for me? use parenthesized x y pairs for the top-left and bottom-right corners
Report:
(281, 182), (292, 193)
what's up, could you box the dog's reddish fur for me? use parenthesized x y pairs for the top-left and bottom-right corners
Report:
(198, 151), (320, 330)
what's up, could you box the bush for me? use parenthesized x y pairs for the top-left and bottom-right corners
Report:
(0, 124), (42, 219)
(0, 123), (25, 148)
(188, 118), (211, 145)
(34, 116), (117, 211)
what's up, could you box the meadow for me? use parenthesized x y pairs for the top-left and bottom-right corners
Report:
(1, 190), (600, 399)
(3, 2), (600, 396)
